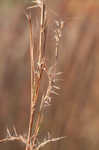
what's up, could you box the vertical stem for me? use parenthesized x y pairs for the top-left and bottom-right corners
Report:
(26, 1), (46, 149)
(26, 13), (34, 150)
(31, 2), (46, 147)
(38, 0), (45, 64)
(32, 109), (42, 147)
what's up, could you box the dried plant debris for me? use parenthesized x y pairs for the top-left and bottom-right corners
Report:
(0, 0), (65, 150)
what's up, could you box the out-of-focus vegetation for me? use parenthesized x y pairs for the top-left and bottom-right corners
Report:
(0, 0), (99, 150)
(0, 0), (24, 4)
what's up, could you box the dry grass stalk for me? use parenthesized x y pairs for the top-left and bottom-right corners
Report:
(0, 0), (65, 150)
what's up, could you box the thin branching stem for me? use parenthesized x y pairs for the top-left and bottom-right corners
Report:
(26, 1), (46, 149)
(0, 1), (65, 150)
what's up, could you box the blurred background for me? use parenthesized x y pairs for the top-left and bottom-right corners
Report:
(0, 0), (99, 150)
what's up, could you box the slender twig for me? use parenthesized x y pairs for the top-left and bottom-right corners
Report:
(26, 1), (46, 149)
(35, 136), (66, 150)
(31, 0), (47, 148)
(0, 128), (26, 145)
(26, 12), (35, 150)
(32, 108), (42, 148)
(0, 136), (26, 144)
(38, 0), (45, 64)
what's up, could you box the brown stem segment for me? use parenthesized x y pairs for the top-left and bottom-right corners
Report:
(38, 0), (45, 64)
(26, 13), (34, 150)
(26, 1), (46, 150)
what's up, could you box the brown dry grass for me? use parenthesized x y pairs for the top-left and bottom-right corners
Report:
(1, 1), (99, 150)
(0, 0), (65, 150)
